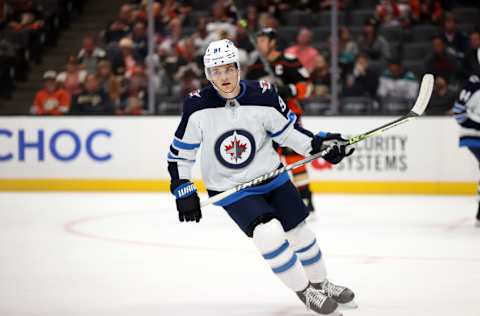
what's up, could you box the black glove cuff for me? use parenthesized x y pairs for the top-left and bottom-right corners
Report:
(310, 136), (324, 155)
(170, 179), (190, 195)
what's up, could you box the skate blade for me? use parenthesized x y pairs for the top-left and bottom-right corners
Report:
(338, 300), (359, 309)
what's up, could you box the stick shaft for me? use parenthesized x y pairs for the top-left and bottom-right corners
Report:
(200, 74), (434, 207)
(201, 112), (417, 207)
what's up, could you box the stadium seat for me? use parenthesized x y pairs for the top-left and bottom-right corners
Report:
(182, 27), (196, 37)
(183, 11), (208, 27)
(340, 96), (375, 115)
(380, 97), (414, 115)
(379, 26), (407, 43)
(277, 26), (298, 46)
(312, 27), (330, 44)
(349, 26), (363, 41)
(453, 8), (480, 26)
(459, 23), (475, 34)
(410, 25), (439, 42)
(355, 0), (378, 9)
(310, 12), (346, 27)
(157, 96), (182, 115)
(286, 11), (314, 27)
(302, 97), (332, 115)
(348, 9), (375, 27)
(404, 61), (425, 78)
(368, 60), (387, 76)
(403, 42), (430, 61)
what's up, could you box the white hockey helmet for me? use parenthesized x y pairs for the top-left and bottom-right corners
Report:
(203, 39), (240, 80)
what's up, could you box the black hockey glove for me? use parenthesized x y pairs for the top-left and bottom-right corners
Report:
(310, 132), (355, 165)
(171, 179), (202, 223)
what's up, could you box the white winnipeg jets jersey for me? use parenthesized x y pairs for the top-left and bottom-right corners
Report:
(167, 80), (313, 191)
(453, 75), (480, 147)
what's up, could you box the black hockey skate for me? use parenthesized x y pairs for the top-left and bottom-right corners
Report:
(313, 279), (356, 306)
(296, 284), (340, 315)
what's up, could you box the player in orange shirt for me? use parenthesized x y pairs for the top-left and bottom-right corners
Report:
(32, 71), (71, 115)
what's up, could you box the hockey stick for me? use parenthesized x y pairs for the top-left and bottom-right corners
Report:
(201, 74), (434, 207)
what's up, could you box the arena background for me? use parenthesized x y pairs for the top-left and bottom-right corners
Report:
(1, 2), (480, 316)
(0, 0), (478, 194)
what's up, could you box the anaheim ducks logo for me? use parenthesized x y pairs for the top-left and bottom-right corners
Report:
(215, 129), (256, 169)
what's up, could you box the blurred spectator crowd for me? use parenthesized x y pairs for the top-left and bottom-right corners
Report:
(28, 0), (480, 116)
(0, 0), (85, 100)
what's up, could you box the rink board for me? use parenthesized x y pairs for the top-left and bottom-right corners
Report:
(0, 116), (477, 194)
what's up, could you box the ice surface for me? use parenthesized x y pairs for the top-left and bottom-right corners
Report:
(0, 193), (479, 316)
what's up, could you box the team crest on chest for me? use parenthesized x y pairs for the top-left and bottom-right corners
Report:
(215, 129), (256, 169)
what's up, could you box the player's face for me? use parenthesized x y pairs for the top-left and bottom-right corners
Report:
(256, 36), (273, 56)
(209, 63), (239, 95)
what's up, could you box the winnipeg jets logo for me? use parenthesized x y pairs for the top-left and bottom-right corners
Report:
(215, 129), (256, 169)
(259, 80), (272, 94)
(224, 133), (248, 162)
(189, 89), (201, 98)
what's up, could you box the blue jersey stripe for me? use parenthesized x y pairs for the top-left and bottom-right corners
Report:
(172, 138), (201, 150)
(213, 172), (290, 207)
(263, 240), (290, 260)
(460, 137), (480, 147)
(269, 112), (296, 138)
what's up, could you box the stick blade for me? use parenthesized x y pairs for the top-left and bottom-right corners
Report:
(411, 74), (434, 116)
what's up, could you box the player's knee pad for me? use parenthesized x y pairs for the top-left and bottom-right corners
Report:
(252, 218), (285, 250)
(252, 218), (294, 267)
(286, 221), (322, 266)
(286, 221), (315, 249)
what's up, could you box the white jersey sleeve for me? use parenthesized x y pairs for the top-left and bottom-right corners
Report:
(167, 91), (203, 180)
(264, 93), (313, 156)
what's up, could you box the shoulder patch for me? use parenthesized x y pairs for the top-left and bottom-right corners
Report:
(188, 89), (201, 98)
(259, 80), (273, 93)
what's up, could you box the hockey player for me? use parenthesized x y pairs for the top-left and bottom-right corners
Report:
(167, 39), (355, 315)
(453, 48), (480, 226)
(246, 28), (317, 213)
